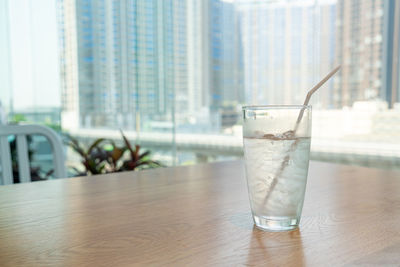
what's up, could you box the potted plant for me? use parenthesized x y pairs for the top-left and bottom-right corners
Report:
(67, 130), (163, 176)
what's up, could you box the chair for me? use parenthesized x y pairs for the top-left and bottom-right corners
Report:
(0, 125), (66, 185)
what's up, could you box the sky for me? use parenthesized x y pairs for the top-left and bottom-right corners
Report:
(0, 0), (60, 111)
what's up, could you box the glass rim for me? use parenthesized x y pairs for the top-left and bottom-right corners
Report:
(242, 104), (311, 110)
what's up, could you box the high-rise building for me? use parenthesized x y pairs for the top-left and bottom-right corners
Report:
(317, 1), (337, 108)
(186, 0), (210, 116)
(209, 0), (244, 109)
(334, 0), (400, 108)
(186, 0), (244, 129)
(58, 0), (245, 132)
(234, 0), (336, 107)
(57, 0), (79, 130)
(334, 0), (384, 107)
(382, 0), (400, 106)
(58, 0), (187, 130)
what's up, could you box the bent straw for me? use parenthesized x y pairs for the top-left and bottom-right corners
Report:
(262, 65), (341, 207)
(294, 65), (341, 132)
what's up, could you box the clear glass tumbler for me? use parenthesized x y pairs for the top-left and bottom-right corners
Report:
(242, 105), (312, 231)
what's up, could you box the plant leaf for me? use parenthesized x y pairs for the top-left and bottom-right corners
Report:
(120, 129), (135, 159)
(135, 159), (163, 169)
(69, 166), (86, 176)
(138, 150), (151, 160)
(134, 144), (140, 161)
(68, 136), (87, 158)
(111, 147), (124, 162)
(88, 138), (105, 154)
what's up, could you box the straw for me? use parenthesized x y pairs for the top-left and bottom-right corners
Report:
(261, 65), (341, 206)
(294, 65), (341, 132)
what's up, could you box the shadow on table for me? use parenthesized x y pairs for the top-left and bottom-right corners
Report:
(245, 226), (306, 266)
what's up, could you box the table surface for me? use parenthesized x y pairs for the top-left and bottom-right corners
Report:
(0, 161), (399, 266)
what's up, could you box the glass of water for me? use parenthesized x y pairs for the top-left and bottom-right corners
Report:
(242, 105), (312, 231)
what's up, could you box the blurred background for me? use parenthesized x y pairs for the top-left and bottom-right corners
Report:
(1, 0), (399, 177)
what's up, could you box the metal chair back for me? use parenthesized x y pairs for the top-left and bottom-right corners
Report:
(0, 125), (66, 185)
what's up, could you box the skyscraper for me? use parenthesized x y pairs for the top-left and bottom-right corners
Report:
(382, 0), (400, 106)
(57, 0), (79, 130)
(317, 1), (336, 108)
(234, 0), (336, 107)
(209, 0), (244, 109)
(58, 0), (187, 130)
(334, 0), (400, 108)
(186, 0), (244, 124)
(186, 0), (210, 116)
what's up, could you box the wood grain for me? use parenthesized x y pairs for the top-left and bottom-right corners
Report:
(0, 161), (399, 266)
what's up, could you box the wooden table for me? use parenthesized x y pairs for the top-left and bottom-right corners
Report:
(0, 161), (399, 266)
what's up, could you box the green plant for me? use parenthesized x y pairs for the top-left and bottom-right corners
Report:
(117, 130), (162, 171)
(103, 140), (127, 172)
(67, 136), (108, 175)
(67, 131), (163, 176)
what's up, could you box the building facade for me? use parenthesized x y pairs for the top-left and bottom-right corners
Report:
(59, 0), (245, 132)
(382, 0), (400, 106)
(58, 0), (187, 130)
(235, 0), (336, 107)
(210, 0), (244, 109)
(334, 0), (400, 108)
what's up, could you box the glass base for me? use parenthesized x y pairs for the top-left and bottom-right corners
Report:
(253, 215), (299, 232)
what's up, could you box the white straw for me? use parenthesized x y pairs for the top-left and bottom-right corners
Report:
(262, 65), (341, 206)
(294, 65), (341, 132)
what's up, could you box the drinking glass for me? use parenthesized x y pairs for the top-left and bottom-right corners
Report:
(242, 105), (312, 231)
